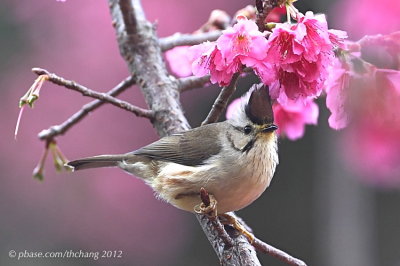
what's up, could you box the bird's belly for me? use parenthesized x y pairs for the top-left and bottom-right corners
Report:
(212, 169), (272, 213)
(152, 162), (273, 214)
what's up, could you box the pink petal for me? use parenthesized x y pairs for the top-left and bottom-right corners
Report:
(165, 46), (193, 77)
(303, 100), (319, 124)
(226, 98), (243, 120)
(273, 99), (319, 140)
(376, 69), (400, 94)
(190, 43), (217, 77)
(325, 60), (350, 130)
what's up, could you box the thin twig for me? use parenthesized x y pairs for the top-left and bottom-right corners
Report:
(177, 75), (210, 92)
(253, 238), (307, 266)
(32, 67), (154, 120)
(197, 188), (234, 247)
(37, 75), (136, 140)
(176, 68), (252, 93)
(201, 73), (240, 125)
(175, 67), (252, 94)
(160, 31), (222, 51)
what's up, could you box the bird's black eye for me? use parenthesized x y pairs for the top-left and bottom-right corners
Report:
(244, 125), (252, 135)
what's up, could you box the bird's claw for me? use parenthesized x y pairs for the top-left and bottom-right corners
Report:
(194, 194), (218, 217)
(219, 213), (255, 244)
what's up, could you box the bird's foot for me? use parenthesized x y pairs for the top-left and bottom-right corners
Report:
(219, 213), (255, 244)
(194, 188), (218, 217)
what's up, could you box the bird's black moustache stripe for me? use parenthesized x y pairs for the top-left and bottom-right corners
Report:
(241, 138), (255, 153)
(227, 133), (241, 152)
(227, 131), (256, 153)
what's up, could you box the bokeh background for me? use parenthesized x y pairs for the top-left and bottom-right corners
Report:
(1, 0), (400, 265)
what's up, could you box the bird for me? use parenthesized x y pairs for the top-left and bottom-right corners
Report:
(67, 84), (279, 241)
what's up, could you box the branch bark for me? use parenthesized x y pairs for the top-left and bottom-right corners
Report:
(109, 0), (189, 136)
(32, 68), (153, 120)
(201, 73), (240, 125)
(177, 75), (211, 92)
(198, 188), (307, 266)
(253, 238), (307, 266)
(108, 0), (262, 264)
(37, 74), (136, 140)
(159, 31), (222, 51)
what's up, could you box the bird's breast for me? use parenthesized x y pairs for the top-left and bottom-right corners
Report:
(149, 135), (278, 214)
(213, 137), (278, 213)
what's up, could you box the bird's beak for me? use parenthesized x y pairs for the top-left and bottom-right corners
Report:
(262, 124), (278, 133)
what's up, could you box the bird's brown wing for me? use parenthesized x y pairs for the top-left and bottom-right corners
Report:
(130, 123), (223, 166)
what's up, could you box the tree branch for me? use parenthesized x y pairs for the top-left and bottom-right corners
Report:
(32, 67), (154, 120)
(109, 0), (189, 136)
(196, 213), (262, 266)
(197, 188), (306, 265)
(255, 0), (279, 32)
(201, 73), (240, 126)
(108, 0), (264, 264)
(106, 1), (306, 265)
(37, 75), (136, 140)
(159, 31), (222, 51)
(26, 0), (307, 263)
(177, 75), (210, 92)
(196, 188), (235, 247)
(253, 238), (307, 266)
(177, 68), (253, 93)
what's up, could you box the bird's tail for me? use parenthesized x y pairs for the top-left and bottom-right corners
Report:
(66, 154), (127, 171)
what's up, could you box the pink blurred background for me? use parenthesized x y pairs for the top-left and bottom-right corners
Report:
(0, 1), (250, 265)
(1, 0), (400, 266)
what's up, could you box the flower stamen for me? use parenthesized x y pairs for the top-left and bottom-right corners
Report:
(14, 74), (49, 139)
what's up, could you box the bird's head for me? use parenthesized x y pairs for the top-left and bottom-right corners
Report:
(244, 84), (277, 135)
(229, 84), (277, 135)
(226, 84), (278, 152)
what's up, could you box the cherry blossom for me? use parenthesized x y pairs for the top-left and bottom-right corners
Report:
(165, 46), (193, 77)
(191, 18), (269, 86)
(333, 0), (400, 39)
(341, 69), (400, 186)
(344, 122), (400, 187)
(324, 58), (350, 130)
(325, 32), (400, 130)
(273, 99), (319, 140)
(216, 17), (268, 63)
(263, 12), (344, 104)
(190, 41), (217, 77)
